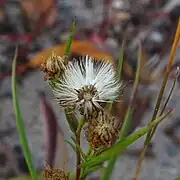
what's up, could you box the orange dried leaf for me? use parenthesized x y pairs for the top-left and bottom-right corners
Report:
(28, 40), (114, 68)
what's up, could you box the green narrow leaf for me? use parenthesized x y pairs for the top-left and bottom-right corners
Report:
(69, 135), (87, 160)
(148, 67), (180, 141)
(144, 18), (180, 145)
(64, 140), (77, 152)
(108, 40), (125, 113)
(64, 108), (78, 133)
(64, 20), (76, 57)
(12, 47), (38, 180)
(132, 21), (180, 180)
(80, 109), (172, 168)
(116, 40), (125, 81)
(118, 108), (134, 138)
(72, 137), (87, 160)
(102, 41), (141, 180)
(81, 164), (104, 178)
(175, 177), (180, 180)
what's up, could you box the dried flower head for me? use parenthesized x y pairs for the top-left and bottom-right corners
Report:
(42, 164), (69, 180)
(53, 55), (120, 117)
(85, 111), (119, 150)
(40, 52), (66, 80)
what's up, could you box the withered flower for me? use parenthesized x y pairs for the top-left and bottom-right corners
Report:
(42, 164), (69, 180)
(85, 111), (119, 150)
(40, 52), (67, 80)
(53, 55), (120, 117)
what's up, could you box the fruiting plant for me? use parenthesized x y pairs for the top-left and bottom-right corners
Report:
(12, 19), (180, 180)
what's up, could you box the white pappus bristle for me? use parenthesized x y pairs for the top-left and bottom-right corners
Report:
(53, 55), (121, 113)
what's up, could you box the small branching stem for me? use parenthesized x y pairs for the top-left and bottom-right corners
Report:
(132, 145), (147, 180)
(133, 19), (180, 180)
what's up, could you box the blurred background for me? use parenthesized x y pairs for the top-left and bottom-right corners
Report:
(0, 0), (180, 179)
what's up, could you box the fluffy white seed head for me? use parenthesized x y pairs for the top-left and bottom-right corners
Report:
(53, 55), (121, 116)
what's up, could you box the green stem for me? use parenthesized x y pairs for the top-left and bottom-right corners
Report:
(148, 70), (179, 141)
(75, 119), (85, 180)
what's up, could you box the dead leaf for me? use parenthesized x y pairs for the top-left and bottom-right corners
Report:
(28, 40), (114, 68)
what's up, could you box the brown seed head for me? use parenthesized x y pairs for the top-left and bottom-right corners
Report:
(40, 52), (66, 80)
(85, 111), (119, 150)
(42, 164), (69, 180)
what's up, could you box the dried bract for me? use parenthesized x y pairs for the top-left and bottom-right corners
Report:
(85, 111), (119, 150)
(40, 52), (66, 80)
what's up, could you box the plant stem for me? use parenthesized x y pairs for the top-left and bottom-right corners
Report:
(132, 145), (147, 180)
(76, 133), (81, 180)
(133, 18), (180, 180)
(148, 69), (179, 140)
(75, 119), (85, 180)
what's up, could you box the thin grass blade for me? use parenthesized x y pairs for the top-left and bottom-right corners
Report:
(108, 39), (125, 112)
(101, 41), (142, 180)
(64, 20), (76, 57)
(65, 140), (77, 152)
(133, 19), (180, 180)
(116, 40), (125, 81)
(146, 18), (180, 144)
(12, 47), (38, 180)
(64, 108), (78, 133)
(148, 67), (180, 140)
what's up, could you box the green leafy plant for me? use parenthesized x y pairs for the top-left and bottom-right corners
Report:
(11, 19), (180, 180)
